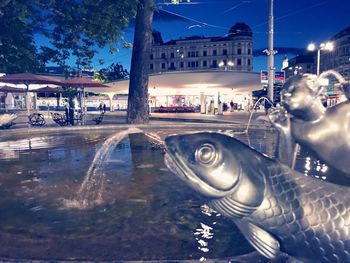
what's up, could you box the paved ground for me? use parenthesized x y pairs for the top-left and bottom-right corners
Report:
(0, 109), (270, 131)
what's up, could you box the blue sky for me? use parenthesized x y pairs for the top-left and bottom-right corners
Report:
(41, 0), (350, 73)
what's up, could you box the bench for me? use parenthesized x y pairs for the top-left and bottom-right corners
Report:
(28, 113), (45, 127)
(92, 112), (104, 124)
(51, 112), (69, 126)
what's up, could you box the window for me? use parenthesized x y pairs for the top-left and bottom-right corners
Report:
(213, 50), (217, 56)
(196, 61), (199, 67)
(203, 60), (207, 67)
(162, 63), (165, 69)
(150, 54), (153, 60)
(170, 52), (174, 58)
(191, 51), (195, 57)
(188, 62), (191, 67)
(237, 48), (242, 55)
(161, 53), (166, 59)
(196, 51), (199, 57)
(223, 49), (227, 55)
(180, 62), (184, 68)
(170, 62), (175, 69)
(191, 61), (196, 67)
(247, 59), (251, 66)
(212, 60), (217, 68)
(188, 52), (191, 57)
(248, 49), (251, 55)
(237, 59), (242, 65)
(203, 50), (207, 56)
(150, 64), (154, 70)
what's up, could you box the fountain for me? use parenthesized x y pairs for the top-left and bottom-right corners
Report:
(0, 71), (348, 261)
(0, 124), (276, 261)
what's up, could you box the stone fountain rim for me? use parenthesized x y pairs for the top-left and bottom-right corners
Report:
(0, 123), (274, 140)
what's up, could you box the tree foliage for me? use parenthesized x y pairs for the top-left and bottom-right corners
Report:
(95, 63), (129, 82)
(0, 0), (138, 74)
(42, 0), (138, 73)
(0, 0), (47, 73)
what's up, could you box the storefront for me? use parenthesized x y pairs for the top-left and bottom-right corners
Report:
(85, 70), (261, 113)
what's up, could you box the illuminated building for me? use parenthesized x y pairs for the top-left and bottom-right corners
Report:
(149, 22), (253, 73)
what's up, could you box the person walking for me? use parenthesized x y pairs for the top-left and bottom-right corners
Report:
(230, 100), (234, 112)
(103, 103), (106, 113)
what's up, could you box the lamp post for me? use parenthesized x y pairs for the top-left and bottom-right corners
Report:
(219, 60), (234, 70)
(307, 42), (334, 76)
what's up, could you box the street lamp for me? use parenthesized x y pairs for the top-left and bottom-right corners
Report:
(219, 60), (234, 70)
(288, 66), (302, 75)
(307, 42), (334, 76)
(227, 60), (234, 68)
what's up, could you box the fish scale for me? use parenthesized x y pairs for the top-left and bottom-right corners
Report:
(164, 132), (350, 262)
(238, 164), (350, 263)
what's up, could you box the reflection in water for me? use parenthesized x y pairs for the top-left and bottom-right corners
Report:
(0, 137), (55, 159)
(195, 204), (221, 261)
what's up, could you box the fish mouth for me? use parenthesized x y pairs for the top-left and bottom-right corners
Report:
(164, 150), (233, 198)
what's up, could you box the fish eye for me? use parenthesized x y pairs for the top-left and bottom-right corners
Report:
(195, 143), (217, 166)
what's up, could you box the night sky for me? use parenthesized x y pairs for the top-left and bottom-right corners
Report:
(42, 0), (350, 72)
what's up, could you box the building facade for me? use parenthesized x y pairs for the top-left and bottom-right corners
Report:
(322, 27), (350, 80)
(283, 54), (315, 80)
(149, 22), (253, 73)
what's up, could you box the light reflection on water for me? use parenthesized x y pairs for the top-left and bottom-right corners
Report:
(0, 128), (276, 261)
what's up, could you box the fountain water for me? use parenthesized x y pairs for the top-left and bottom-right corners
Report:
(245, 96), (274, 135)
(64, 127), (144, 209)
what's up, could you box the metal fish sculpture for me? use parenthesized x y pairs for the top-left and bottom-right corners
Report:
(164, 132), (350, 263)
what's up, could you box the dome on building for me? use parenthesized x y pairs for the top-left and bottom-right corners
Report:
(228, 22), (252, 37)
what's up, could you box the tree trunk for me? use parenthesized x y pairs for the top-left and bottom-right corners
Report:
(127, 0), (154, 124)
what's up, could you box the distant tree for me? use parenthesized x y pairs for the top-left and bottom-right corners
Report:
(96, 63), (130, 82)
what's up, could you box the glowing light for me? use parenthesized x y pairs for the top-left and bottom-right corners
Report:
(324, 42), (334, 51)
(307, 43), (316, 51)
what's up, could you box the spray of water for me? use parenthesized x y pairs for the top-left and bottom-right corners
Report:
(63, 127), (144, 209)
(245, 96), (274, 135)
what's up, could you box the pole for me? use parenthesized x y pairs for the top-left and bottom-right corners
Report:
(26, 83), (30, 116)
(317, 48), (321, 76)
(26, 83), (30, 128)
(267, 0), (275, 102)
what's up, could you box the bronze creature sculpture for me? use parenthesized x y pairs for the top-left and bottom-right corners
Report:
(164, 132), (350, 262)
(164, 73), (350, 262)
(268, 73), (350, 176)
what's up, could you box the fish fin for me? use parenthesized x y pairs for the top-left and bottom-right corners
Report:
(234, 219), (280, 259)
